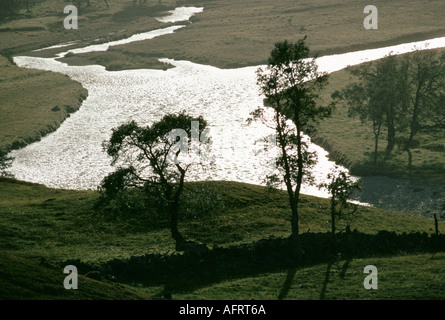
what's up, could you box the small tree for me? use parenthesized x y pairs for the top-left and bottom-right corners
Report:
(423, 93), (445, 131)
(99, 112), (210, 251)
(0, 148), (13, 178)
(335, 81), (385, 165)
(335, 50), (445, 168)
(319, 167), (361, 252)
(250, 37), (334, 248)
(334, 54), (404, 164)
(0, 0), (20, 17)
(404, 50), (445, 150)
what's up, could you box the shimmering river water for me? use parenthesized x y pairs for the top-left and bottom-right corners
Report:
(8, 7), (445, 216)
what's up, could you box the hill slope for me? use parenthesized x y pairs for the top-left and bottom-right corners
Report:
(0, 251), (150, 300)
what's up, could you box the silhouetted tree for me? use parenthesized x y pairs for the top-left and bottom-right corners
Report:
(335, 50), (445, 168)
(250, 37), (334, 249)
(319, 167), (361, 252)
(404, 50), (445, 151)
(99, 112), (210, 250)
(0, 148), (13, 178)
(334, 54), (405, 163)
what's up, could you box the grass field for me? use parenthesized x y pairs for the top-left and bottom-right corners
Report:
(2, 178), (444, 263)
(0, 55), (87, 152)
(186, 253), (445, 300)
(1, 178), (444, 299)
(78, 0), (445, 70)
(153, 252), (445, 300)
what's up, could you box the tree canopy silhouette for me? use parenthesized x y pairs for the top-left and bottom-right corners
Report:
(250, 37), (334, 249)
(99, 112), (210, 251)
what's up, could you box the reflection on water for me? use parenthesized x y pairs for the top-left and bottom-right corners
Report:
(7, 7), (445, 215)
(60, 25), (184, 56)
(156, 6), (204, 23)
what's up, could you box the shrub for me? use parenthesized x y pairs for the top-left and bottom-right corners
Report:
(180, 187), (225, 220)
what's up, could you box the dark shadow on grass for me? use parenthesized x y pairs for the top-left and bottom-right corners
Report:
(60, 231), (445, 297)
(320, 258), (351, 299)
(319, 262), (333, 300)
(340, 258), (351, 279)
(278, 268), (297, 300)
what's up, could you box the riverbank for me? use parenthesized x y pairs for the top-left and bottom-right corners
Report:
(2, 0), (444, 154)
(0, 55), (87, 153)
(77, 0), (445, 70)
(0, 0), (190, 154)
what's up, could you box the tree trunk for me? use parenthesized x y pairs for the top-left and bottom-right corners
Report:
(373, 132), (379, 165)
(406, 108), (419, 151)
(171, 168), (186, 248)
(330, 196), (336, 253)
(275, 110), (300, 243)
(405, 100), (419, 173)
(373, 120), (382, 165)
(407, 148), (413, 177)
(386, 113), (396, 152)
(406, 125), (417, 151)
(293, 126), (303, 240)
(291, 123), (304, 256)
(170, 199), (185, 246)
(406, 79), (422, 151)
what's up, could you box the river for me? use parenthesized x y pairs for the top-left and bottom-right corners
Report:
(8, 7), (445, 217)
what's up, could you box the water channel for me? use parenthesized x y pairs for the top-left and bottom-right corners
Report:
(8, 7), (445, 217)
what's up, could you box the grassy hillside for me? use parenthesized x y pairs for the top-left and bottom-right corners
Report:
(1, 177), (444, 263)
(1, 177), (444, 299)
(0, 251), (150, 300)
